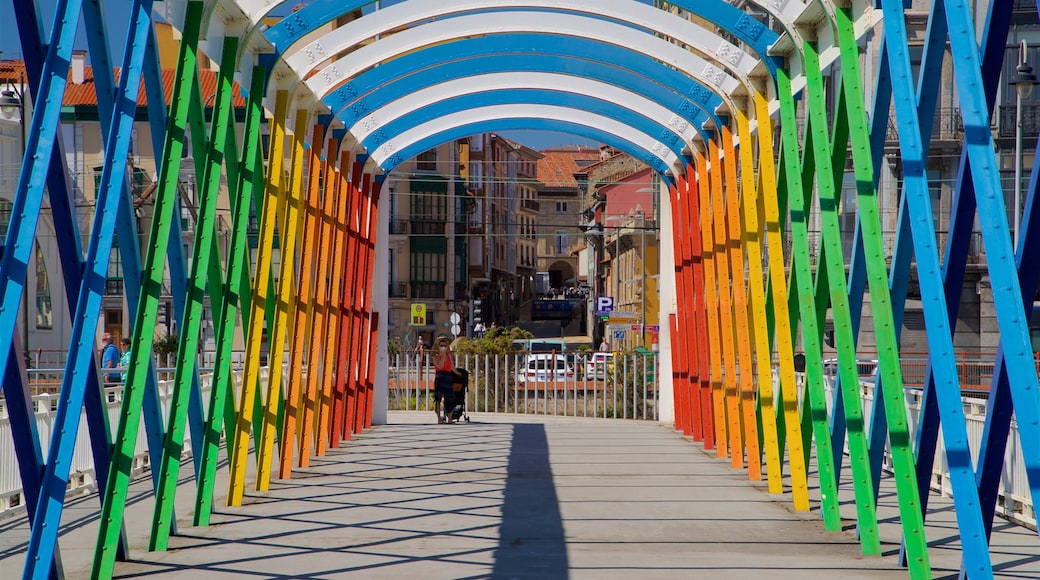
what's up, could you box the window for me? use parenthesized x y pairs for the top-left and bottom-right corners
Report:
(410, 190), (448, 234)
(0, 198), (11, 259)
(35, 250), (52, 329)
(556, 201), (568, 212)
(410, 251), (446, 283)
(416, 149), (437, 171)
(555, 231), (568, 255)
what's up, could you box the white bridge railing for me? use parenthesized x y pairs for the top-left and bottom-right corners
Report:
(817, 376), (1035, 529)
(4, 359), (1031, 530)
(0, 367), (270, 519)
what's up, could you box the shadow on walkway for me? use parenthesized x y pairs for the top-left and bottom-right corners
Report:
(492, 423), (568, 577)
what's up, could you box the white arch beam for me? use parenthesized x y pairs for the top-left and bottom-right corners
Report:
(370, 104), (683, 172)
(284, 0), (760, 91)
(297, 12), (742, 113)
(350, 72), (700, 149)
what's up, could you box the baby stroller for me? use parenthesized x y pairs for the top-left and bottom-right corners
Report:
(447, 368), (470, 423)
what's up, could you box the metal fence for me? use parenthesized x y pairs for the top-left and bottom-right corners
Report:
(388, 351), (660, 420)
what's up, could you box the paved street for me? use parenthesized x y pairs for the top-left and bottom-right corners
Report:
(2, 412), (1037, 578)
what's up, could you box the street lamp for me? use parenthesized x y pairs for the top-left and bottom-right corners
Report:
(1010, 39), (1037, 248)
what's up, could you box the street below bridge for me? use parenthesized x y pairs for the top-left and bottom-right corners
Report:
(1, 412), (1037, 578)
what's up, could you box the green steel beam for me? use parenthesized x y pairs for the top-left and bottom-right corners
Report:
(91, 2), (203, 576)
(775, 65), (842, 532)
(834, 6), (931, 575)
(149, 35), (238, 551)
(803, 41), (881, 554)
(194, 67), (267, 525)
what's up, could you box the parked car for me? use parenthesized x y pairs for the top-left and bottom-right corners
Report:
(516, 354), (574, 383)
(584, 352), (614, 379)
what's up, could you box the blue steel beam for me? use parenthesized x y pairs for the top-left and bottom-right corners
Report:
(8, 3), (114, 571)
(81, 0), (174, 506)
(22, 0), (158, 574)
(877, 0), (992, 572)
(901, 0), (1011, 539)
(944, 0), (1040, 544)
(363, 90), (687, 162)
(0, 3), (86, 576)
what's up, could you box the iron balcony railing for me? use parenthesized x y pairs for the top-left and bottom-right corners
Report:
(410, 219), (447, 235)
(887, 108), (965, 143)
(388, 282), (408, 298)
(389, 218), (409, 235)
(998, 102), (1040, 139)
(411, 281), (446, 299)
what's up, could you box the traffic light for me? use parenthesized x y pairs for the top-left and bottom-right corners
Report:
(471, 299), (482, 324)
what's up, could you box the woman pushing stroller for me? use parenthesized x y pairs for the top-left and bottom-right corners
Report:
(432, 337), (455, 424)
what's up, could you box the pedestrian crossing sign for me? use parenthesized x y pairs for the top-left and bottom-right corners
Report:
(410, 303), (427, 326)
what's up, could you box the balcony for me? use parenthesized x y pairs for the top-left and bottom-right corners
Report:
(1013, 0), (1038, 15)
(411, 282), (446, 299)
(105, 279), (124, 296)
(389, 282), (408, 298)
(389, 219), (409, 235)
(410, 220), (447, 235)
(998, 103), (1040, 140)
(521, 199), (539, 212)
(886, 108), (964, 143)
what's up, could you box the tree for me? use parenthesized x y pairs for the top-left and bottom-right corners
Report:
(452, 326), (532, 356)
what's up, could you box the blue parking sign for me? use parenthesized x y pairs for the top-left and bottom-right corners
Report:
(613, 330), (625, 340)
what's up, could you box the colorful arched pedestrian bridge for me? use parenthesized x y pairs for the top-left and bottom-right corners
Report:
(1, 0), (1039, 578)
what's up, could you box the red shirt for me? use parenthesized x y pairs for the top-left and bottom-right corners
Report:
(433, 350), (454, 372)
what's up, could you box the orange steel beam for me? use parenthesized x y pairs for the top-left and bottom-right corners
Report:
(721, 125), (761, 479)
(667, 180), (690, 436)
(352, 172), (375, 433)
(278, 123), (325, 479)
(682, 172), (704, 442)
(336, 159), (365, 444)
(686, 165), (713, 449)
(320, 150), (352, 452)
(304, 146), (339, 453)
(696, 151), (725, 455)
(360, 179), (381, 430)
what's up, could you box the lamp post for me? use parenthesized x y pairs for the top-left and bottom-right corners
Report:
(1010, 39), (1038, 248)
(639, 211), (646, 347)
(1, 85), (26, 362)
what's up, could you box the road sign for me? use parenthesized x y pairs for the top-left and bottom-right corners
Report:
(450, 324), (462, 337)
(450, 312), (461, 325)
(410, 303), (426, 326)
(595, 296), (614, 314)
(613, 330), (626, 340)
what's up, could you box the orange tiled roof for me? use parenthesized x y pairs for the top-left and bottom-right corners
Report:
(1, 60), (246, 108)
(536, 146), (602, 189)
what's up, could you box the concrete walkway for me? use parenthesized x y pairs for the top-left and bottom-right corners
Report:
(1, 412), (1038, 578)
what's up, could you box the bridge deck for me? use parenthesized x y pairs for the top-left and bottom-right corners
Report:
(1, 412), (1037, 578)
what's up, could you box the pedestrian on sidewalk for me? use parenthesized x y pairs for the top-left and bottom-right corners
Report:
(100, 333), (121, 384)
(118, 337), (132, 384)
